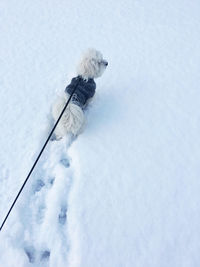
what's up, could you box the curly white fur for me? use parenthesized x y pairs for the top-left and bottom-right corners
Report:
(77, 48), (107, 80)
(52, 93), (85, 138)
(52, 48), (107, 138)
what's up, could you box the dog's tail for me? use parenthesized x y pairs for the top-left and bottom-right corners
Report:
(52, 94), (85, 137)
(64, 102), (85, 135)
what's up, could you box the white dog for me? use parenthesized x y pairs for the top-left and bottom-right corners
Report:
(52, 48), (108, 139)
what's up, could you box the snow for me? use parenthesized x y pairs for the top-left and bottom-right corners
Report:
(0, 0), (200, 266)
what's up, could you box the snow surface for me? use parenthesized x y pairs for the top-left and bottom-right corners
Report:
(0, 0), (200, 266)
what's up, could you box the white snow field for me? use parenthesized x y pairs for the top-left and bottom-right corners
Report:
(0, 0), (200, 266)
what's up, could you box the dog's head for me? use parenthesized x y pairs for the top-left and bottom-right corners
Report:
(77, 48), (108, 80)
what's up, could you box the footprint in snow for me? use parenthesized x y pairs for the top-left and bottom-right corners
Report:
(40, 250), (51, 261)
(60, 158), (70, 168)
(33, 179), (45, 193)
(24, 246), (36, 263)
(33, 176), (55, 194)
(48, 177), (55, 185)
(58, 205), (67, 225)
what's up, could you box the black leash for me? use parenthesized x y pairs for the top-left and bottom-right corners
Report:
(0, 77), (80, 232)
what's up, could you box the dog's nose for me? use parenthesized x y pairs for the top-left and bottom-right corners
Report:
(104, 61), (108, 66)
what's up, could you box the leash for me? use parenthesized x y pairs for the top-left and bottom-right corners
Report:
(0, 77), (81, 232)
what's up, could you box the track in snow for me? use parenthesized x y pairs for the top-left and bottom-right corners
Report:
(16, 135), (75, 266)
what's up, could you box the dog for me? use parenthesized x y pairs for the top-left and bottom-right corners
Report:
(52, 48), (108, 139)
